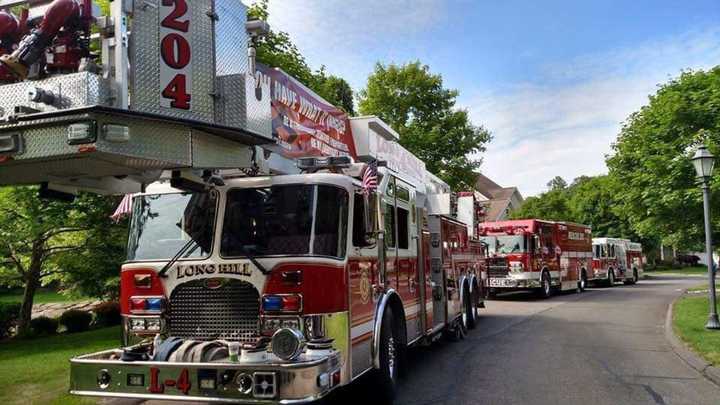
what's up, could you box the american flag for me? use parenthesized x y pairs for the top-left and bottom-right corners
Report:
(362, 160), (378, 194)
(110, 194), (134, 222)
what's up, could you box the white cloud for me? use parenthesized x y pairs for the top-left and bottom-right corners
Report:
(259, 1), (720, 197)
(265, 0), (445, 88)
(467, 27), (720, 197)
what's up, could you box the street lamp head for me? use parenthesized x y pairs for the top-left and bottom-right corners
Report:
(692, 145), (715, 180)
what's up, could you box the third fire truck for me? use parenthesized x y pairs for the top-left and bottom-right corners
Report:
(478, 219), (593, 298)
(591, 238), (643, 286)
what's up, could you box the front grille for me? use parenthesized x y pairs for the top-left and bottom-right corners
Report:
(168, 278), (260, 343)
(487, 258), (509, 278)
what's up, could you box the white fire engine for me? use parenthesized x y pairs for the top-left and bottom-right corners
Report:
(0, 1), (487, 403)
(591, 238), (643, 286)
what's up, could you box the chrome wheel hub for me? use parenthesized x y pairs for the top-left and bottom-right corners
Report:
(387, 336), (396, 377)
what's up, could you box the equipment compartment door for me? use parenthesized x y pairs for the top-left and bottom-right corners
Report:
(428, 216), (446, 329)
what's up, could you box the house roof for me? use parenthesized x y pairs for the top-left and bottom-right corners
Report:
(474, 173), (503, 199)
(483, 199), (512, 222)
(474, 173), (524, 221)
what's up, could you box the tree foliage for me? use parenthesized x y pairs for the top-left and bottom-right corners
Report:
(546, 176), (568, 191)
(358, 61), (492, 189)
(511, 175), (655, 252)
(0, 187), (125, 333)
(607, 67), (720, 251)
(248, 0), (355, 114)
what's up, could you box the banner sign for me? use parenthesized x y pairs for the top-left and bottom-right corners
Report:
(257, 64), (356, 159)
(370, 128), (426, 185)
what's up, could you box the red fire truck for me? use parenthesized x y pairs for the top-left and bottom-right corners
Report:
(478, 220), (593, 298)
(0, 1), (487, 402)
(591, 238), (643, 285)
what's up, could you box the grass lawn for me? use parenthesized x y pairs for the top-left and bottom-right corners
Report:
(0, 326), (120, 405)
(0, 290), (88, 305)
(645, 265), (710, 276)
(673, 295), (720, 366)
(687, 283), (720, 293)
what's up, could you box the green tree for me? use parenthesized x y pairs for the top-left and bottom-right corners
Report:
(607, 67), (720, 251)
(511, 175), (659, 259)
(248, 0), (355, 114)
(510, 188), (572, 221)
(546, 176), (568, 191)
(358, 61), (492, 189)
(0, 187), (124, 333)
(313, 66), (355, 115)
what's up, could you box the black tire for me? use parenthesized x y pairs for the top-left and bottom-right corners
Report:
(607, 269), (615, 287)
(375, 308), (399, 402)
(464, 286), (477, 330)
(539, 270), (552, 299)
(578, 270), (587, 292)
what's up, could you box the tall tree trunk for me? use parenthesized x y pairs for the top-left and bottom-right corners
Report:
(17, 243), (44, 336)
(17, 269), (40, 335)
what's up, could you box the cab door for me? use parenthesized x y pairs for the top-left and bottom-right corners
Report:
(539, 224), (558, 280)
(394, 179), (421, 340)
(381, 183), (398, 292)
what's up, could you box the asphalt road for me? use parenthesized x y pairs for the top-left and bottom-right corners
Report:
(122, 275), (719, 405)
(330, 275), (720, 405)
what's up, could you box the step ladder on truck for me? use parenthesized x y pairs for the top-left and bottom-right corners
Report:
(0, 0), (488, 403)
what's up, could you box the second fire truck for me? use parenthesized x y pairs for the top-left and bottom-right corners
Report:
(478, 219), (593, 298)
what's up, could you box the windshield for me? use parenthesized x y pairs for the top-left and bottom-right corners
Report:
(221, 184), (349, 258)
(127, 192), (218, 261)
(480, 235), (526, 254)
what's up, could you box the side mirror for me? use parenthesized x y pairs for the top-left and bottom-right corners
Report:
(533, 235), (540, 253)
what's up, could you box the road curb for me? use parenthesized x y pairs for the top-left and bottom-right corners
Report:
(665, 292), (720, 387)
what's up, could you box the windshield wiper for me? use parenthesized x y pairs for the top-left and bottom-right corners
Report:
(158, 239), (201, 278)
(242, 246), (270, 275)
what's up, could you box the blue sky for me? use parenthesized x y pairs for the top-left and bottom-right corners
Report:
(263, 0), (720, 196)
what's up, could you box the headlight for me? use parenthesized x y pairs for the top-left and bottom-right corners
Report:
(261, 317), (300, 336)
(129, 316), (163, 333)
(509, 261), (524, 272)
(271, 328), (305, 361)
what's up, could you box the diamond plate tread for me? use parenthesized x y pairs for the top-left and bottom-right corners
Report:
(131, 0), (215, 123)
(0, 72), (109, 121)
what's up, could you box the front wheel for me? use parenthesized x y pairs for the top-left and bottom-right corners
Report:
(539, 271), (553, 299)
(375, 308), (399, 402)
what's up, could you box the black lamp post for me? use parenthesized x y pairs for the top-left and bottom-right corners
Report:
(691, 145), (720, 330)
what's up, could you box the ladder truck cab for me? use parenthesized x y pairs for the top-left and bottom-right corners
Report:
(591, 238), (643, 286)
(478, 219), (592, 298)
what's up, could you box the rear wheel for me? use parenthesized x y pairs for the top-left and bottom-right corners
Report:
(578, 270), (587, 292)
(464, 286), (477, 330)
(375, 308), (399, 402)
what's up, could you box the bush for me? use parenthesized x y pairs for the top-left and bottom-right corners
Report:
(59, 309), (92, 333)
(0, 302), (20, 339)
(29, 316), (58, 336)
(93, 301), (121, 327)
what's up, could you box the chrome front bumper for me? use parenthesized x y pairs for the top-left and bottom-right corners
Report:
(487, 273), (541, 289)
(70, 347), (342, 404)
